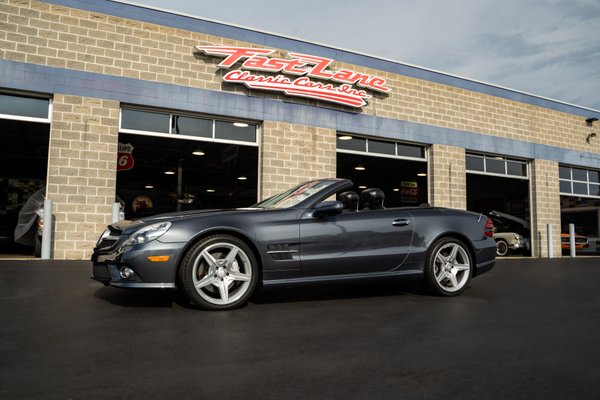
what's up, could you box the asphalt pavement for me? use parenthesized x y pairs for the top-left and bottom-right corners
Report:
(1, 258), (600, 400)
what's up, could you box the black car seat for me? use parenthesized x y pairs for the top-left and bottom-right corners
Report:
(338, 191), (359, 211)
(360, 188), (385, 210)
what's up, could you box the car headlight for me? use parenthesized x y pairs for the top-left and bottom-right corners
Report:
(123, 222), (172, 247)
(96, 228), (112, 247)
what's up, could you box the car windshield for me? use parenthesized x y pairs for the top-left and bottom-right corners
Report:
(253, 180), (337, 209)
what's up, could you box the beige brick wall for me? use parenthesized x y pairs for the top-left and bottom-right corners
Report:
(1, 0), (596, 157)
(429, 145), (466, 209)
(530, 159), (562, 257)
(47, 94), (119, 259)
(260, 121), (336, 199)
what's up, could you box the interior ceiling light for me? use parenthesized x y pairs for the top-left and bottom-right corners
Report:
(358, 185), (367, 189)
(164, 169), (175, 175)
(417, 172), (427, 177)
(354, 165), (366, 171)
(144, 185), (154, 189)
(233, 122), (249, 128)
(237, 176), (247, 180)
(393, 188), (400, 192)
(338, 135), (353, 140)
(192, 149), (205, 156)
(206, 189), (215, 193)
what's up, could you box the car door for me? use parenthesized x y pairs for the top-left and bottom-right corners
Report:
(298, 208), (414, 277)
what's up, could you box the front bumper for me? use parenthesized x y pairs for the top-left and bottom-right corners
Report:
(91, 240), (186, 289)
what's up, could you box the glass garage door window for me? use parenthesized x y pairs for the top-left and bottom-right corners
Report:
(336, 133), (428, 208)
(117, 107), (259, 218)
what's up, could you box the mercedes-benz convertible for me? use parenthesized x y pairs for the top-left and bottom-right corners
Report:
(92, 178), (496, 310)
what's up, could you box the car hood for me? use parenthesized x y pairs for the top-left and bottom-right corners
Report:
(112, 208), (262, 231)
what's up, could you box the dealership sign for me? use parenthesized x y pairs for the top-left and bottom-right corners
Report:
(195, 46), (391, 108)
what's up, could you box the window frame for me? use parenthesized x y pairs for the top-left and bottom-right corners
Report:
(336, 133), (427, 163)
(466, 152), (529, 180)
(119, 107), (259, 148)
(559, 165), (600, 199)
(0, 92), (52, 123)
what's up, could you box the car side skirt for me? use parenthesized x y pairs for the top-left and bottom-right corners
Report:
(262, 269), (423, 289)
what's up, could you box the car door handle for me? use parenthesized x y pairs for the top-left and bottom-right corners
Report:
(392, 218), (410, 227)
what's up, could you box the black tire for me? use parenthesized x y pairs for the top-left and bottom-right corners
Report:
(495, 239), (509, 257)
(424, 237), (473, 296)
(178, 234), (258, 311)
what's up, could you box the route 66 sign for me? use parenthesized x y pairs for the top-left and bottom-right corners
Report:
(117, 142), (134, 171)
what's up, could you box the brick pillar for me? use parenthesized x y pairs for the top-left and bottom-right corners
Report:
(260, 121), (336, 199)
(530, 159), (562, 258)
(47, 95), (119, 259)
(429, 144), (466, 209)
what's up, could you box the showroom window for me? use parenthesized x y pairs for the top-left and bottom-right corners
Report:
(0, 92), (51, 256)
(559, 165), (600, 198)
(559, 165), (600, 255)
(120, 108), (256, 144)
(117, 107), (259, 218)
(466, 152), (531, 257)
(0, 92), (51, 122)
(336, 133), (428, 207)
(466, 153), (528, 178)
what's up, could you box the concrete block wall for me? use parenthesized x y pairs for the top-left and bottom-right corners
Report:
(429, 145), (466, 210)
(530, 159), (562, 258)
(261, 121), (336, 199)
(47, 94), (119, 259)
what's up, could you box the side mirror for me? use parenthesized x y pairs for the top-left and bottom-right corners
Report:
(312, 201), (344, 218)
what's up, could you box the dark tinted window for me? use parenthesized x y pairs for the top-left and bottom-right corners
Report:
(466, 155), (484, 171)
(397, 143), (424, 158)
(559, 166), (571, 180)
(337, 136), (366, 152)
(121, 109), (169, 133)
(368, 139), (395, 155)
(486, 158), (505, 174)
(0, 93), (49, 119)
(215, 121), (256, 142)
(572, 168), (587, 181)
(173, 116), (212, 138)
(573, 182), (588, 195)
(507, 161), (527, 176)
(559, 180), (571, 193)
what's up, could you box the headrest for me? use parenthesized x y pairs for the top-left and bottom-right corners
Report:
(360, 188), (385, 210)
(338, 191), (359, 211)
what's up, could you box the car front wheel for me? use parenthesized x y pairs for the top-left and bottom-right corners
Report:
(424, 237), (473, 296)
(178, 235), (258, 310)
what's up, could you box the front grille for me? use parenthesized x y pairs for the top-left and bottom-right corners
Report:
(93, 264), (111, 281)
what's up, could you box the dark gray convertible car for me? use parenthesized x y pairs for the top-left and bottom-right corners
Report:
(92, 178), (496, 310)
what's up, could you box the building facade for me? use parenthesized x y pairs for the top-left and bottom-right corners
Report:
(1, 0), (599, 259)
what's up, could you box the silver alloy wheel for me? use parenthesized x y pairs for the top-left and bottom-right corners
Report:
(191, 242), (253, 306)
(433, 242), (471, 292)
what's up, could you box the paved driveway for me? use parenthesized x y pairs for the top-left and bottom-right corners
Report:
(1, 258), (599, 400)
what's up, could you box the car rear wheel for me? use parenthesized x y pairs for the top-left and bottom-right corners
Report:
(424, 237), (472, 296)
(178, 235), (258, 310)
(495, 239), (509, 257)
